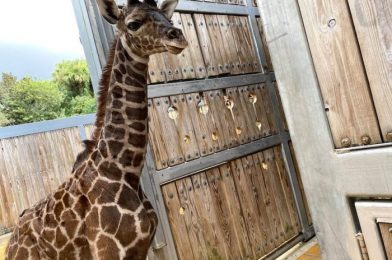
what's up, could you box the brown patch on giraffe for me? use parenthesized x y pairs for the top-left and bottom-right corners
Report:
(111, 111), (125, 124)
(117, 185), (140, 211)
(119, 149), (135, 167)
(42, 229), (56, 243)
(59, 243), (77, 260)
(62, 192), (74, 208)
(97, 235), (120, 260)
(98, 161), (122, 180)
(125, 107), (147, 120)
(128, 132), (147, 148)
(133, 153), (144, 167)
(74, 195), (91, 219)
(129, 122), (145, 132)
(44, 213), (58, 229)
(105, 125), (126, 140)
(116, 215), (137, 246)
(125, 90), (146, 103)
(124, 76), (144, 88)
(113, 100), (123, 109)
(54, 227), (68, 248)
(112, 85), (123, 98)
(100, 205), (121, 233)
(75, 237), (93, 259)
(107, 140), (123, 156)
(15, 247), (29, 259)
(119, 64), (126, 74)
(98, 140), (108, 158)
(113, 69), (123, 83)
(124, 239), (150, 259)
(88, 180), (120, 204)
(124, 173), (139, 190)
(54, 202), (64, 221)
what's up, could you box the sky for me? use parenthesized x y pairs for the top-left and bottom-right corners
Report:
(0, 0), (86, 79)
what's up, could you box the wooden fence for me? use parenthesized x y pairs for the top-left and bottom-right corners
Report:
(298, 0), (392, 148)
(0, 2), (313, 258)
(162, 146), (299, 259)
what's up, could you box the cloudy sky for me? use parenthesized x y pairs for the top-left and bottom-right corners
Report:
(0, 0), (86, 79)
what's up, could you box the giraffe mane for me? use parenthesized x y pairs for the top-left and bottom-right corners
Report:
(71, 37), (118, 173)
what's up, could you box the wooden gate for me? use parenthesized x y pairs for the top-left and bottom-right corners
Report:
(259, 0), (392, 258)
(0, 0), (314, 259)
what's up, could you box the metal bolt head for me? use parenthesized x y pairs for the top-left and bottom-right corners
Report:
(341, 137), (351, 147)
(386, 131), (392, 142)
(361, 135), (371, 145)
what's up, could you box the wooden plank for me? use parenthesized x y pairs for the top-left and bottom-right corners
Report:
(162, 182), (195, 260)
(229, 159), (265, 258)
(256, 17), (273, 72)
(217, 164), (253, 259)
(169, 94), (200, 162)
(240, 156), (275, 253)
(256, 84), (277, 135)
(193, 14), (220, 77)
(205, 89), (238, 149)
(251, 153), (282, 248)
(298, 0), (381, 148)
(175, 178), (209, 260)
(348, 0), (392, 142)
(261, 148), (294, 241)
(248, 85), (271, 137)
(203, 90), (232, 150)
(238, 16), (261, 73)
(163, 52), (183, 82)
(204, 14), (230, 75)
(273, 146), (300, 236)
(226, 88), (252, 144)
(148, 99), (169, 169)
(274, 82), (288, 130)
(152, 97), (184, 167)
(191, 172), (228, 259)
(379, 222), (392, 259)
(171, 12), (196, 80)
(206, 168), (242, 259)
(237, 86), (263, 140)
(228, 15), (250, 74)
(180, 13), (207, 79)
(148, 53), (166, 83)
(185, 93), (218, 155)
(216, 15), (241, 75)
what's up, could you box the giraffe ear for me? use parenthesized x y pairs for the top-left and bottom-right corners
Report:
(96, 0), (120, 24)
(159, 0), (178, 19)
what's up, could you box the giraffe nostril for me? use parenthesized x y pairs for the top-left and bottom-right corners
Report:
(167, 28), (180, 40)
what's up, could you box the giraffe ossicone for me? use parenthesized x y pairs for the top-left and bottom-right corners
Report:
(6, 0), (187, 259)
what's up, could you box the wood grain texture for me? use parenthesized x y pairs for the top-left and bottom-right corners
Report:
(0, 128), (83, 228)
(162, 183), (195, 260)
(378, 222), (392, 259)
(298, 0), (381, 148)
(248, 85), (271, 137)
(148, 53), (166, 83)
(256, 17), (273, 72)
(348, 0), (392, 141)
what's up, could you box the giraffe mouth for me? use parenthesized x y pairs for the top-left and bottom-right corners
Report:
(166, 45), (185, 54)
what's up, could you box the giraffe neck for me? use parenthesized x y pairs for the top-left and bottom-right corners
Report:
(95, 37), (149, 189)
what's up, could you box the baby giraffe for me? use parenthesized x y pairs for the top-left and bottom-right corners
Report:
(5, 0), (188, 259)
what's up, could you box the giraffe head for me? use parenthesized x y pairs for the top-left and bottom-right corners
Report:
(97, 0), (188, 56)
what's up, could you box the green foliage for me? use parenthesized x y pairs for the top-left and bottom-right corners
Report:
(67, 95), (96, 116)
(0, 59), (96, 126)
(2, 78), (65, 124)
(53, 59), (93, 97)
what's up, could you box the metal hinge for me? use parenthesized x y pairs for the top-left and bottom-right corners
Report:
(355, 232), (369, 260)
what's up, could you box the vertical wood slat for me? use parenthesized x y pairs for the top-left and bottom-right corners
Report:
(348, 0), (392, 142)
(0, 128), (83, 228)
(162, 183), (196, 260)
(248, 85), (271, 137)
(148, 53), (166, 84)
(298, 0), (381, 148)
(180, 13), (207, 79)
(256, 17), (273, 72)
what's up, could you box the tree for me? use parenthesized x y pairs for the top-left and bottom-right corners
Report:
(52, 59), (93, 97)
(67, 95), (96, 116)
(2, 78), (65, 124)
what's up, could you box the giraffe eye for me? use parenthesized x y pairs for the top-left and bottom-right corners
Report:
(127, 20), (143, 31)
(169, 20), (174, 25)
